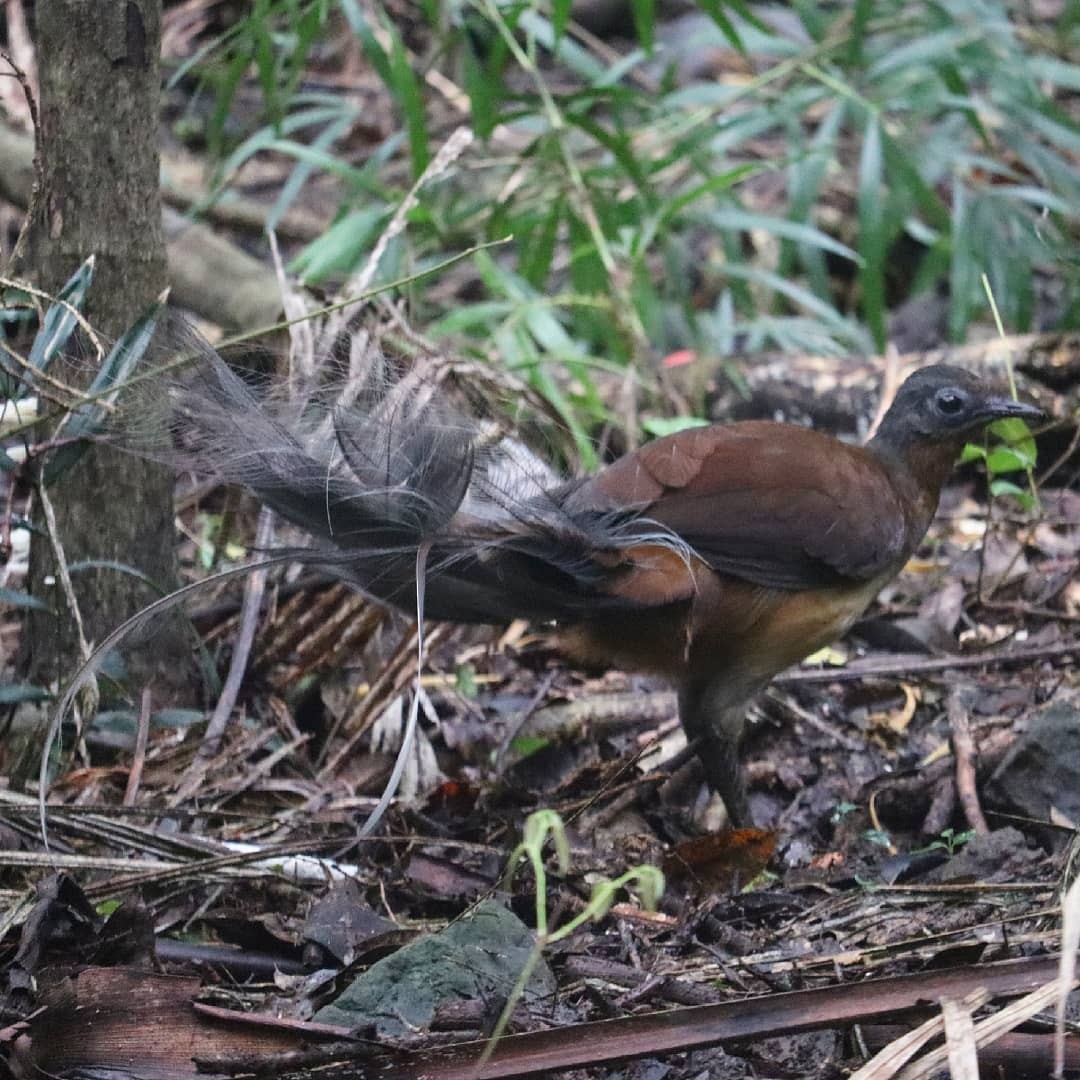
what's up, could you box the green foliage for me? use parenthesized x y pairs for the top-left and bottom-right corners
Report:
(956, 275), (1042, 509)
(0, 683), (52, 705)
(43, 297), (166, 484)
(961, 417), (1039, 509)
(502, 809), (664, 935)
(479, 809), (663, 1065)
(0, 266), (164, 482)
(175, 0), (1079, 438)
(26, 258), (96, 378)
(1, 256), (95, 402)
(454, 662), (478, 697)
(919, 826), (976, 857)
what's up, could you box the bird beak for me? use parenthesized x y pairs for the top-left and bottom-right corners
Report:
(979, 396), (1045, 424)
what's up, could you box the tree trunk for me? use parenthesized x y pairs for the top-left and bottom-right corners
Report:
(24, 0), (192, 698)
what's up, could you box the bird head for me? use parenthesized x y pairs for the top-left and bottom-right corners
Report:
(872, 364), (1044, 455)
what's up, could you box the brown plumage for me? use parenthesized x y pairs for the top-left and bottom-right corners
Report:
(169, 355), (1042, 825)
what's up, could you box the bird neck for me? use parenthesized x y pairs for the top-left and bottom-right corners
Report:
(868, 430), (965, 528)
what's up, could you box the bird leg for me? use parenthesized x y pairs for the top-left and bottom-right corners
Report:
(678, 678), (755, 827)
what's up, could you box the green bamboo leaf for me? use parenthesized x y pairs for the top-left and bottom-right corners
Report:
(523, 303), (577, 356)
(939, 63), (992, 147)
(784, 100), (846, 297)
(530, 364), (597, 470)
(995, 185), (1073, 215)
(594, 48), (649, 89)
(387, 21), (429, 177)
(267, 133), (398, 191)
(26, 255), (96, 375)
(695, 0), (745, 52)
(655, 165), (761, 230)
(194, 105), (360, 217)
(267, 112), (355, 232)
(520, 198), (563, 289)
(0, 683), (52, 705)
(1017, 105), (1080, 158)
(429, 301), (516, 335)
(0, 588), (52, 612)
(719, 264), (858, 336)
(642, 416), (709, 438)
(1027, 55), (1080, 91)
(551, 0), (571, 45)
(708, 207), (861, 264)
(867, 28), (969, 81)
(857, 113), (885, 351)
(948, 177), (974, 342)
(43, 298), (165, 484)
(629, 0), (655, 52)
(517, 11), (606, 82)
(566, 212), (609, 296)
(846, 0), (871, 65)
(291, 205), (388, 282)
(568, 113), (655, 204)
(251, 2), (281, 126)
(338, 0), (393, 85)
(880, 131), (951, 231)
(207, 46), (250, 159)
(463, 32), (498, 139)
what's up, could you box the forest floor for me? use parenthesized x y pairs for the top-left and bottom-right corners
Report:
(1, 3), (1079, 1077)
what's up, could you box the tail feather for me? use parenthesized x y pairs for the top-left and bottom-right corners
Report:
(161, 341), (690, 625)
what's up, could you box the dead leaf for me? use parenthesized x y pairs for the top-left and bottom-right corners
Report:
(662, 828), (776, 893)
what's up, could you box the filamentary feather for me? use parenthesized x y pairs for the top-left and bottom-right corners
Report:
(162, 340), (690, 625)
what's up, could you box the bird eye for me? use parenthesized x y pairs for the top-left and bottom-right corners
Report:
(934, 388), (966, 416)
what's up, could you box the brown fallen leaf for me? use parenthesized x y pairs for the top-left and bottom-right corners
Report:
(662, 828), (776, 893)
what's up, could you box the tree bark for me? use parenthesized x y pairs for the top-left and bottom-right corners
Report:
(24, 0), (192, 696)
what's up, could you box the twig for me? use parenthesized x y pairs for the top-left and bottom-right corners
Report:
(493, 669), (558, 776)
(36, 480), (94, 679)
(39, 552), (306, 848)
(1056, 871), (1080, 1077)
(897, 977), (1071, 1079)
(0, 339), (88, 412)
(193, 506), (276, 764)
(1038, 419), (1080, 488)
(318, 126), (474, 354)
(770, 691), (863, 751)
(122, 687), (152, 807)
(866, 343), (902, 440)
(849, 989), (989, 1079)
(947, 685), (989, 835)
(941, 994), (980, 1080)
(775, 639), (1077, 684)
(356, 543), (432, 838)
(0, 272), (106, 364)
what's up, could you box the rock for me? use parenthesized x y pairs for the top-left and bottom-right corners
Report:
(313, 900), (554, 1036)
(987, 702), (1080, 825)
(925, 827), (1041, 884)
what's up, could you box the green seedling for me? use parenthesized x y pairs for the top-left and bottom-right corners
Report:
(476, 809), (664, 1069)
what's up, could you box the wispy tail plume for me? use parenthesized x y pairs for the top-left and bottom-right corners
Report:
(149, 329), (679, 625)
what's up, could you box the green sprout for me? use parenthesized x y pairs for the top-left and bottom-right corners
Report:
(476, 809), (664, 1069)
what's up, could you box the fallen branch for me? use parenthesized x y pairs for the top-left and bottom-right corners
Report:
(378, 954), (1073, 1078)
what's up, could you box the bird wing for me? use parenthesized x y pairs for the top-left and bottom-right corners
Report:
(572, 421), (914, 593)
